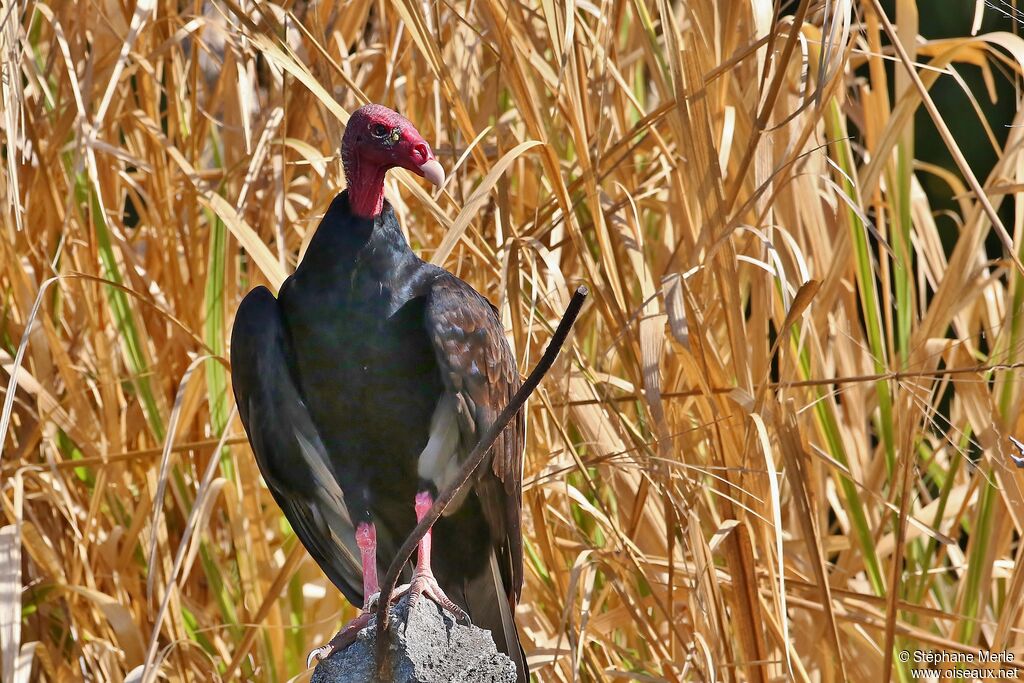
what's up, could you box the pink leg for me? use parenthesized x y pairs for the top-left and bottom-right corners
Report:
(306, 522), (380, 667)
(414, 491), (433, 574)
(356, 522), (379, 607)
(390, 492), (467, 622)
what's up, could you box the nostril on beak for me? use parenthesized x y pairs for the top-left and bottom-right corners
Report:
(412, 144), (429, 164)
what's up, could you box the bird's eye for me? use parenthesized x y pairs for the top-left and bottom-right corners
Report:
(370, 123), (389, 138)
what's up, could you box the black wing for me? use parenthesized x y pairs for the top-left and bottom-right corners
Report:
(423, 273), (525, 603)
(230, 286), (364, 606)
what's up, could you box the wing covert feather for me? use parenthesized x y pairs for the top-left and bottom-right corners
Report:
(423, 274), (525, 602)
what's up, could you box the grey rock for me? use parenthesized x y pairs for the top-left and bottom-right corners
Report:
(310, 595), (517, 683)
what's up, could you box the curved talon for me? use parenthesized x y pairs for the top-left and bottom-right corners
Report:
(306, 644), (333, 669)
(304, 610), (374, 669)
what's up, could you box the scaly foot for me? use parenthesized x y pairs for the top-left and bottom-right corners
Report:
(305, 591), (381, 668)
(392, 572), (468, 623)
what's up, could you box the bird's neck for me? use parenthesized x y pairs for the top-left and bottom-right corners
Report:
(344, 155), (388, 218)
(303, 192), (415, 277)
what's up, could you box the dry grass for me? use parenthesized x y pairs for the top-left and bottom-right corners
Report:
(3, 0), (1024, 680)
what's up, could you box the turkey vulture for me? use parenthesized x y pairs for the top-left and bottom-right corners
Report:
(230, 104), (528, 681)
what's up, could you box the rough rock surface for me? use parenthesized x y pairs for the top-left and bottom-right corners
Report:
(310, 595), (517, 683)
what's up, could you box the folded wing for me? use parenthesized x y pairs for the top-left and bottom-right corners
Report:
(230, 286), (365, 606)
(422, 272), (525, 604)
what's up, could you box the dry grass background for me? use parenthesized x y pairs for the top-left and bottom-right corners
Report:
(3, 0), (1024, 680)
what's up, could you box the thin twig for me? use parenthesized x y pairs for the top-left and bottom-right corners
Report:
(556, 360), (1024, 406)
(372, 285), (589, 670)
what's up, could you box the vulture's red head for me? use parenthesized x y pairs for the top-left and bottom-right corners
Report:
(341, 104), (445, 217)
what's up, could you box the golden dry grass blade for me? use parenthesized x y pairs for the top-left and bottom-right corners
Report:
(0, 525), (20, 683)
(4, 0), (1024, 680)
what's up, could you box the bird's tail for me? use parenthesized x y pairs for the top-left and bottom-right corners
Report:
(457, 550), (529, 683)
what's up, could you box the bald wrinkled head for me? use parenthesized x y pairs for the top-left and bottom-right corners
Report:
(341, 104), (445, 217)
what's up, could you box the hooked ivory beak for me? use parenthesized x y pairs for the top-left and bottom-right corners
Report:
(418, 159), (445, 188)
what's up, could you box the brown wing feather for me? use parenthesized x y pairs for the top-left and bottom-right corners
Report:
(424, 273), (524, 602)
